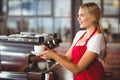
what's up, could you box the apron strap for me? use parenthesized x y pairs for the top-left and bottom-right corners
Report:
(86, 28), (97, 43)
(75, 28), (97, 46)
(75, 31), (86, 45)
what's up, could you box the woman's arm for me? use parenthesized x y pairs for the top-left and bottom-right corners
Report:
(53, 50), (97, 74)
(37, 43), (97, 74)
(38, 42), (75, 62)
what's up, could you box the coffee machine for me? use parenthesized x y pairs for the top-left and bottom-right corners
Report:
(0, 33), (62, 80)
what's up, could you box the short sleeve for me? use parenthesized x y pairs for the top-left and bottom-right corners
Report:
(73, 30), (86, 43)
(87, 34), (105, 55)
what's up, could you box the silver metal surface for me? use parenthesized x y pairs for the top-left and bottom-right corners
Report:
(0, 33), (61, 80)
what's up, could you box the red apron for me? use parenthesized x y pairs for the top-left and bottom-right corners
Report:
(72, 29), (106, 80)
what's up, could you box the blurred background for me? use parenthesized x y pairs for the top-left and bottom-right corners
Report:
(0, 0), (120, 43)
(0, 0), (120, 80)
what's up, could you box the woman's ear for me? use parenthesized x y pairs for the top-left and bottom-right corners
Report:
(89, 16), (95, 22)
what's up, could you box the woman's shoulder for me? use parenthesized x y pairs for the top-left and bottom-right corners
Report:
(73, 30), (86, 43)
(91, 33), (103, 39)
(88, 33), (104, 44)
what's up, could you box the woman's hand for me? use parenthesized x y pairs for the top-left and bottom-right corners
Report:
(35, 45), (57, 60)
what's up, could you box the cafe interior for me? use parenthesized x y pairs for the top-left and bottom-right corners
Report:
(0, 0), (120, 80)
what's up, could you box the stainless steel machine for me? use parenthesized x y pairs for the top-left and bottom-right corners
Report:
(0, 33), (62, 80)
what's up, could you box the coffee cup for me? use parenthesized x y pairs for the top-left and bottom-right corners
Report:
(34, 45), (45, 53)
(37, 62), (47, 70)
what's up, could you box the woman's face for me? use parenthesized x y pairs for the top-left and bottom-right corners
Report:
(77, 8), (94, 28)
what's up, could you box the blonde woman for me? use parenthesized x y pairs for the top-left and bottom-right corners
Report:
(37, 2), (106, 80)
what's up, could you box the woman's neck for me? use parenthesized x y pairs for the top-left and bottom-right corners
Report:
(85, 26), (97, 38)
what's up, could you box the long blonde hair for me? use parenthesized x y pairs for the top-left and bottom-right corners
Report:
(80, 3), (107, 61)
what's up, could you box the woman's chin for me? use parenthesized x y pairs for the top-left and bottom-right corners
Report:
(80, 26), (85, 29)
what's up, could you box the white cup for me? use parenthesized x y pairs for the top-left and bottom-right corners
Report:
(37, 62), (47, 70)
(34, 45), (45, 53)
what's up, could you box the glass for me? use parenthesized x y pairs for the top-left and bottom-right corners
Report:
(0, 0), (5, 35)
(101, 18), (119, 42)
(83, 0), (100, 4)
(3, 0), (72, 42)
(22, 0), (37, 15)
(22, 18), (37, 32)
(54, 18), (71, 42)
(54, 0), (71, 17)
(7, 18), (21, 34)
(1, 0), (6, 16)
(101, 18), (119, 34)
(38, 18), (53, 33)
(103, 0), (119, 15)
(38, 0), (52, 15)
(8, 0), (22, 16)
(0, 18), (5, 35)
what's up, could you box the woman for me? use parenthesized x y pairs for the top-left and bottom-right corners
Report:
(36, 2), (107, 80)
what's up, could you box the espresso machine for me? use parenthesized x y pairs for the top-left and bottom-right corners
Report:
(0, 32), (62, 80)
